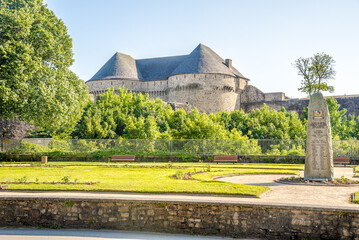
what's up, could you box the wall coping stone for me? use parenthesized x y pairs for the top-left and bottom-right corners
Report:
(1, 192), (358, 213)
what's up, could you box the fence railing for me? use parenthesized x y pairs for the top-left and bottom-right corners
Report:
(1, 138), (359, 157)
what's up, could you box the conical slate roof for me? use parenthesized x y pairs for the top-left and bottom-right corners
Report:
(171, 44), (243, 77)
(88, 44), (246, 82)
(136, 55), (187, 81)
(90, 52), (142, 81)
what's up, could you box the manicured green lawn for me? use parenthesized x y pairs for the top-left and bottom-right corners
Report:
(353, 192), (359, 204)
(352, 166), (359, 177)
(0, 162), (299, 197)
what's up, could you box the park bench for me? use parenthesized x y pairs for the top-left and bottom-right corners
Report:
(110, 155), (135, 162)
(333, 157), (350, 167)
(213, 155), (238, 163)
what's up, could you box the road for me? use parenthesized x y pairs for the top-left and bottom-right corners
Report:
(0, 228), (253, 240)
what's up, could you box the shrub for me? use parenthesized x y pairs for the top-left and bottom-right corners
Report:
(7, 141), (49, 154)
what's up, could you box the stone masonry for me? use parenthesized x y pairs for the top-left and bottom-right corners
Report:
(0, 199), (359, 239)
(305, 93), (334, 180)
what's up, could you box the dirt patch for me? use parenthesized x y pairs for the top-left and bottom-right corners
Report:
(171, 171), (210, 180)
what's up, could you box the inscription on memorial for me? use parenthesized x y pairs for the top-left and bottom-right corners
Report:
(309, 122), (327, 128)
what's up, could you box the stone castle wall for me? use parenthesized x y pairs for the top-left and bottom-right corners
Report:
(167, 74), (244, 113)
(86, 77), (359, 117)
(86, 79), (169, 101)
(87, 73), (247, 114)
(0, 198), (358, 239)
(242, 96), (359, 117)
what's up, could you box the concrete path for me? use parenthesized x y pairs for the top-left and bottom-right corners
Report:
(0, 229), (239, 240)
(218, 167), (359, 208)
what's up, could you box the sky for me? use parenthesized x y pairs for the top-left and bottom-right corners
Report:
(43, 0), (359, 99)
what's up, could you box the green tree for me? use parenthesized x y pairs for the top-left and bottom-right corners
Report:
(73, 87), (170, 139)
(246, 105), (306, 140)
(294, 52), (336, 95)
(0, 0), (88, 137)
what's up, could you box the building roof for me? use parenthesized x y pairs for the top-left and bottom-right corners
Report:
(90, 53), (142, 81)
(88, 44), (247, 81)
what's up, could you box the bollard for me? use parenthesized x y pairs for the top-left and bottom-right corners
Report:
(41, 156), (48, 164)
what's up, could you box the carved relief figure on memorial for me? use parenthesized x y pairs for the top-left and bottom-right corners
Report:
(304, 93), (334, 181)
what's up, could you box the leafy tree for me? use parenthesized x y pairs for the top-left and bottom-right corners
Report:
(245, 105), (306, 140)
(73, 87), (170, 139)
(74, 87), (358, 141)
(167, 108), (227, 139)
(0, 0), (88, 137)
(210, 110), (249, 135)
(294, 52), (336, 95)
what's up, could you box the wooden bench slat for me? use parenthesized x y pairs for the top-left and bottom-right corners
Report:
(213, 155), (238, 163)
(111, 155), (135, 162)
(214, 156), (237, 160)
(333, 157), (350, 166)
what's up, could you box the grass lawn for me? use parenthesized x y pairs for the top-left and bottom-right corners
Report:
(353, 192), (359, 204)
(354, 166), (359, 176)
(0, 162), (299, 197)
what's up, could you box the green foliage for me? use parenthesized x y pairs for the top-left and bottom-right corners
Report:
(0, 0), (89, 137)
(64, 200), (74, 207)
(73, 87), (308, 143)
(16, 176), (27, 183)
(50, 224), (61, 229)
(48, 139), (71, 152)
(266, 143), (305, 156)
(7, 141), (49, 154)
(244, 105), (306, 140)
(61, 176), (70, 183)
(73, 88), (168, 139)
(175, 170), (184, 180)
(294, 52), (336, 95)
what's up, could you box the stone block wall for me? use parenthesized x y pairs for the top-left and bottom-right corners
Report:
(242, 95), (359, 117)
(86, 79), (169, 102)
(264, 92), (286, 102)
(0, 199), (358, 239)
(167, 74), (242, 113)
(86, 76), (359, 117)
(87, 73), (246, 114)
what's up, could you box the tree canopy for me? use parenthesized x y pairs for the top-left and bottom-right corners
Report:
(294, 52), (336, 95)
(72, 87), (313, 140)
(0, 0), (89, 137)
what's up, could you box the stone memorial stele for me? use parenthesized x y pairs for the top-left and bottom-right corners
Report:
(304, 92), (334, 181)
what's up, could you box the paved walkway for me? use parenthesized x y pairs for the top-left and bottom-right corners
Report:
(218, 167), (359, 208)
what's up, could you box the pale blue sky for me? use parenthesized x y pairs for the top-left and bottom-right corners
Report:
(44, 0), (359, 98)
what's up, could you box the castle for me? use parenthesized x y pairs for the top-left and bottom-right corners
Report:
(87, 44), (283, 113)
(2, 44), (359, 139)
(87, 44), (359, 116)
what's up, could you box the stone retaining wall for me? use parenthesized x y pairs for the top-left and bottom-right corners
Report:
(0, 198), (358, 239)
